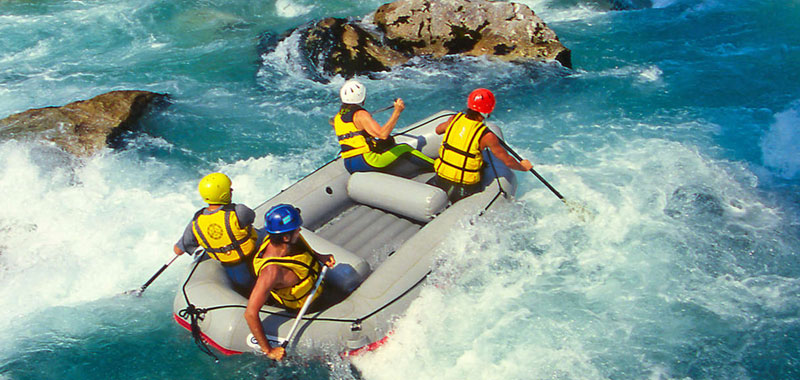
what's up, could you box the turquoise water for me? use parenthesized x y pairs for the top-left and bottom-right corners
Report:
(1, 0), (799, 379)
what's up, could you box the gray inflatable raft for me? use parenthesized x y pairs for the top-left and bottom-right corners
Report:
(172, 110), (518, 356)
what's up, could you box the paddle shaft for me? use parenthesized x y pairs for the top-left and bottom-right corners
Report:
(494, 136), (566, 202)
(281, 265), (328, 349)
(371, 104), (394, 115)
(138, 255), (179, 293)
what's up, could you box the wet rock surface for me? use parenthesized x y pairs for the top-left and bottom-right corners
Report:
(266, 0), (572, 80)
(373, 0), (571, 66)
(0, 90), (167, 157)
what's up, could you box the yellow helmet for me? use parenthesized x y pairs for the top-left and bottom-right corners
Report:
(198, 172), (232, 204)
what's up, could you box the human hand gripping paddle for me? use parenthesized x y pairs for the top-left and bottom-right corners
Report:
(124, 254), (179, 296)
(254, 265), (329, 361)
(489, 128), (594, 222)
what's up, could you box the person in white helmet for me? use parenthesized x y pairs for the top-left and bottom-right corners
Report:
(332, 79), (433, 177)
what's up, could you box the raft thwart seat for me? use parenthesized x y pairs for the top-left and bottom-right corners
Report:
(301, 227), (370, 293)
(172, 110), (518, 357)
(347, 172), (449, 223)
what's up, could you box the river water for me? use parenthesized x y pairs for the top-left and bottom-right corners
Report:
(1, 0), (799, 379)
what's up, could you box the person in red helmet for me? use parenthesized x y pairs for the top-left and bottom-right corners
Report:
(430, 88), (533, 203)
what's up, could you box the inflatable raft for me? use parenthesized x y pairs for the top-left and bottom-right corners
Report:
(172, 110), (518, 357)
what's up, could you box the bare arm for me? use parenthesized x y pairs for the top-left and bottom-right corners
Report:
(174, 218), (203, 256)
(479, 132), (533, 172)
(435, 115), (455, 135)
(244, 267), (286, 360)
(298, 234), (336, 268)
(354, 98), (405, 139)
(312, 252), (336, 268)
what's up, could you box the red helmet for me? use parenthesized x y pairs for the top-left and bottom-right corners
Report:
(467, 88), (496, 115)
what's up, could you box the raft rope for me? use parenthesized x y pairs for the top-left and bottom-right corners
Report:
(480, 149), (508, 214)
(178, 258), (220, 362)
(178, 187), (505, 358)
(179, 255), (431, 327)
(177, 134), (510, 357)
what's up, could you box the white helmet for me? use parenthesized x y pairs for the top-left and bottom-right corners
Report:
(340, 79), (366, 104)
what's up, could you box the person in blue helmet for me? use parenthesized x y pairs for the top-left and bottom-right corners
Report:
(244, 204), (335, 361)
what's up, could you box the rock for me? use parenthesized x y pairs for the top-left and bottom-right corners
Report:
(272, 0), (571, 80)
(0, 90), (168, 157)
(303, 18), (408, 79)
(373, 0), (571, 67)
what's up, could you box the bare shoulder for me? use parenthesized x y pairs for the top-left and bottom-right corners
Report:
(352, 108), (371, 120)
(480, 130), (499, 147)
(435, 115), (456, 133)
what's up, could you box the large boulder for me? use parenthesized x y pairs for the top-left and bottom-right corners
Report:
(303, 17), (409, 79)
(373, 0), (571, 67)
(284, 0), (570, 80)
(0, 90), (167, 157)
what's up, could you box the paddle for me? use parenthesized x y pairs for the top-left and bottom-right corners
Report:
(487, 124), (594, 221)
(280, 265), (328, 349)
(372, 98), (405, 115)
(125, 255), (179, 296)
(371, 104), (394, 114)
(329, 103), (394, 127)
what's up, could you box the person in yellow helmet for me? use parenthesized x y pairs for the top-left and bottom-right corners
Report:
(430, 88), (533, 203)
(173, 172), (259, 292)
(334, 79), (434, 177)
(245, 204), (335, 361)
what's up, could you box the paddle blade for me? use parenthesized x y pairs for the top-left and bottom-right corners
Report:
(122, 288), (144, 297)
(563, 198), (595, 222)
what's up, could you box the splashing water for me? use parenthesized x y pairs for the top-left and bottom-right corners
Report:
(1, 0), (799, 379)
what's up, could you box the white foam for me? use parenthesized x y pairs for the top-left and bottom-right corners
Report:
(353, 137), (790, 378)
(515, 0), (607, 23)
(652, 0), (678, 8)
(275, 0), (313, 18)
(761, 101), (800, 179)
(637, 65), (663, 83)
(581, 64), (665, 85)
(0, 142), (192, 326)
(258, 30), (315, 82)
(0, 39), (52, 65)
(0, 140), (313, 350)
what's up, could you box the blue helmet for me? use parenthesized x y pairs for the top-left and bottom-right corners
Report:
(264, 204), (303, 234)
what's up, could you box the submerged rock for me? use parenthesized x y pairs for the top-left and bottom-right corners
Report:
(0, 90), (168, 157)
(664, 185), (725, 220)
(269, 0), (571, 80)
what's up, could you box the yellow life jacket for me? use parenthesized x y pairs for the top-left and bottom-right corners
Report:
(334, 105), (375, 158)
(434, 112), (487, 185)
(191, 204), (258, 265)
(251, 235), (322, 310)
